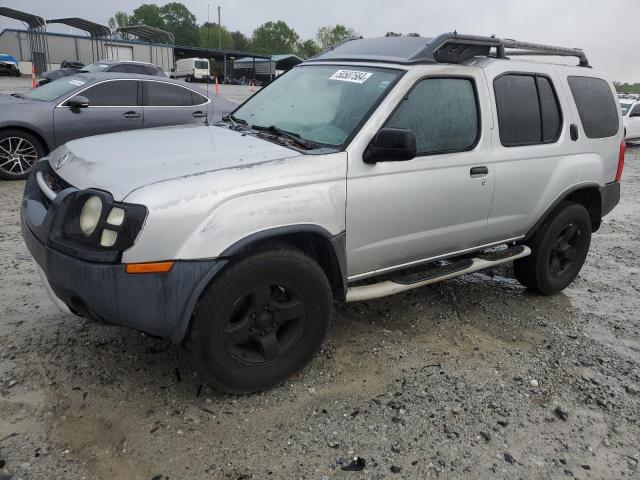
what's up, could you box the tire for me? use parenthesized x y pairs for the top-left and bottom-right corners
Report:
(186, 74), (192, 83)
(514, 201), (592, 295)
(189, 245), (332, 394)
(0, 129), (45, 180)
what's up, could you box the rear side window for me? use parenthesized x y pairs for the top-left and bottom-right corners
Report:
(127, 64), (151, 75)
(386, 77), (479, 155)
(82, 80), (138, 106)
(494, 74), (562, 146)
(568, 76), (619, 139)
(145, 82), (193, 106)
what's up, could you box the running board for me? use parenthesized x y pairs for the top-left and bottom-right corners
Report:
(346, 245), (531, 302)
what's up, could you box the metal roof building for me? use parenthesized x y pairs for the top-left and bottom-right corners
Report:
(233, 54), (304, 78)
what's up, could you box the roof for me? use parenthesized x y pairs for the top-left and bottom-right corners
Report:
(47, 17), (110, 38)
(68, 72), (193, 84)
(173, 44), (270, 62)
(116, 25), (174, 44)
(307, 33), (589, 67)
(234, 54), (304, 70)
(0, 6), (45, 28)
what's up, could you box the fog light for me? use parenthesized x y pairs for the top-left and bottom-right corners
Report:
(106, 207), (125, 226)
(100, 229), (118, 247)
(79, 195), (102, 236)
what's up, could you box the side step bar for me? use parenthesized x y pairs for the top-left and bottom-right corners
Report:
(346, 245), (531, 302)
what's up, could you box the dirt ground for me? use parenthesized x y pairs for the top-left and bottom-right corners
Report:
(1, 148), (639, 480)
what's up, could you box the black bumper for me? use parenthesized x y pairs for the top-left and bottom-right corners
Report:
(21, 166), (227, 343)
(600, 181), (620, 217)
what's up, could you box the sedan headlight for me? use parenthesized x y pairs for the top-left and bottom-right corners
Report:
(79, 195), (102, 236)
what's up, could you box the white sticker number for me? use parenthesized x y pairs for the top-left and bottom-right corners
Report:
(329, 70), (372, 84)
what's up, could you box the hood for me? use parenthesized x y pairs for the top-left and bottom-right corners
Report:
(0, 93), (37, 105)
(50, 124), (300, 200)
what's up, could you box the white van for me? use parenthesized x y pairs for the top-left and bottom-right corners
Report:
(172, 57), (211, 82)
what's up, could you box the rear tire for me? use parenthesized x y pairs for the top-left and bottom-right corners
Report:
(514, 202), (592, 295)
(0, 129), (45, 180)
(189, 245), (332, 394)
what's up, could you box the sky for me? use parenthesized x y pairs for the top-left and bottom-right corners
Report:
(1, 0), (638, 82)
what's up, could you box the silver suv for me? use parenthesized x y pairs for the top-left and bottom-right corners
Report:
(21, 34), (624, 393)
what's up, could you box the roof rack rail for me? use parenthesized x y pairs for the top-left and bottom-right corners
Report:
(429, 33), (589, 67)
(310, 35), (363, 60)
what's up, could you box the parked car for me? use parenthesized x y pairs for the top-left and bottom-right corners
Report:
(0, 73), (214, 179)
(38, 59), (166, 86)
(620, 98), (640, 142)
(0, 53), (20, 76)
(171, 57), (212, 82)
(22, 34), (623, 393)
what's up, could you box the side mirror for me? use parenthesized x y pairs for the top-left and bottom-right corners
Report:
(364, 128), (417, 164)
(67, 95), (90, 109)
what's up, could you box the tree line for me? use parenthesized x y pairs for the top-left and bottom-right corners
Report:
(615, 82), (640, 95)
(108, 2), (421, 59)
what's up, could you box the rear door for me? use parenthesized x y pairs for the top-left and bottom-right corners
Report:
(142, 80), (211, 127)
(53, 79), (143, 146)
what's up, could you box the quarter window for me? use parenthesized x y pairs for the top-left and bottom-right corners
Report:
(494, 74), (562, 147)
(81, 80), (138, 106)
(568, 76), (619, 139)
(144, 82), (206, 106)
(386, 77), (479, 155)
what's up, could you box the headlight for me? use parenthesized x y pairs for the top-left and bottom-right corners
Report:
(79, 195), (102, 236)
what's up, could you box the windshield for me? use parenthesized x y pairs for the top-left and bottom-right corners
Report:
(231, 65), (402, 146)
(195, 60), (209, 70)
(23, 75), (88, 101)
(620, 102), (633, 115)
(81, 63), (110, 73)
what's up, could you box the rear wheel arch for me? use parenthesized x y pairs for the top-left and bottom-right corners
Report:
(525, 185), (603, 240)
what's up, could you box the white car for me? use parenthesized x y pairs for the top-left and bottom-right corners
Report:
(171, 57), (212, 83)
(620, 97), (640, 141)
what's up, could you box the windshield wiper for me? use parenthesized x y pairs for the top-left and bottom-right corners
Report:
(250, 124), (318, 150)
(221, 114), (247, 130)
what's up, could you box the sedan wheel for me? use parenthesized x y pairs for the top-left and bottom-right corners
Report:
(0, 132), (43, 180)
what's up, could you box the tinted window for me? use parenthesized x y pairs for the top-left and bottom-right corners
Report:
(108, 64), (128, 73)
(145, 82), (193, 106)
(537, 76), (562, 142)
(494, 74), (562, 146)
(568, 76), (619, 139)
(127, 64), (152, 75)
(631, 104), (640, 116)
(191, 90), (208, 105)
(386, 78), (479, 155)
(82, 80), (138, 106)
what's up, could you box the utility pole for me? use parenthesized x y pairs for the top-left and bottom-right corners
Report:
(217, 6), (221, 50)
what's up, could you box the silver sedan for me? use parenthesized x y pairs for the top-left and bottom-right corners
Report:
(0, 72), (227, 180)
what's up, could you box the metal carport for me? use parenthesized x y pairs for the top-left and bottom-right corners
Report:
(0, 6), (49, 74)
(46, 17), (110, 63)
(173, 45), (271, 83)
(115, 25), (174, 72)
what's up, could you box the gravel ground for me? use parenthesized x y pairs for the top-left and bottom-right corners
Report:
(1, 148), (639, 480)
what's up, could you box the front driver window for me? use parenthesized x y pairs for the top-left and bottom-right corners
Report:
(81, 80), (138, 107)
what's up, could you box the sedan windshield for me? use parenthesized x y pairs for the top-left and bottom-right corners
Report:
(231, 65), (402, 146)
(22, 76), (88, 101)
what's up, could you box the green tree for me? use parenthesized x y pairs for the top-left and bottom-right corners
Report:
(385, 32), (402, 37)
(198, 22), (234, 49)
(407, 32), (421, 37)
(251, 21), (299, 54)
(160, 2), (198, 45)
(296, 39), (320, 59)
(316, 24), (358, 49)
(130, 4), (165, 29)
(108, 11), (130, 38)
(231, 30), (250, 51)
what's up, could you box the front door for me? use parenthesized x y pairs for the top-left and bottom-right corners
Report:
(53, 79), (142, 146)
(346, 74), (495, 278)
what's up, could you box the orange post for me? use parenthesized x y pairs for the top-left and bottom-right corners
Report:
(31, 65), (36, 89)
(214, 76), (219, 96)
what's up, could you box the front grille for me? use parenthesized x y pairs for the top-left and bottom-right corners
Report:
(42, 164), (73, 194)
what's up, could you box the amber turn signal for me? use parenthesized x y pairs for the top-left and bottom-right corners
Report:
(125, 261), (174, 274)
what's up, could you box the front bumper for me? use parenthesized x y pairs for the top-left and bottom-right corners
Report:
(21, 163), (227, 342)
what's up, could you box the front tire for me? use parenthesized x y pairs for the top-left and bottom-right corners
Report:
(514, 202), (592, 295)
(0, 130), (45, 180)
(189, 245), (332, 394)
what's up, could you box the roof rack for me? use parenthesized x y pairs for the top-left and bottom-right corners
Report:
(428, 33), (589, 67)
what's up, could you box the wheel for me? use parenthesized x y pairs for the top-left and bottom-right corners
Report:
(189, 245), (332, 394)
(186, 74), (192, 83)
(514, 202), (592, 294)
(0, 130), (44, 180)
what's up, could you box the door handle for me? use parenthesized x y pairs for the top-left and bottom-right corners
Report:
(470, 166), (489, 177)
(570, 124), (579, 141)
(122, 111), (141, 119)
(192, 111), (207, 118)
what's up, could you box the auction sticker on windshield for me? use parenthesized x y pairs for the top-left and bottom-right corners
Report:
(329, 70), (373, 84)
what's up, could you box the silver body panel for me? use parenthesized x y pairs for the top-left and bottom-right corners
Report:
(48, 58), (623, 280)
